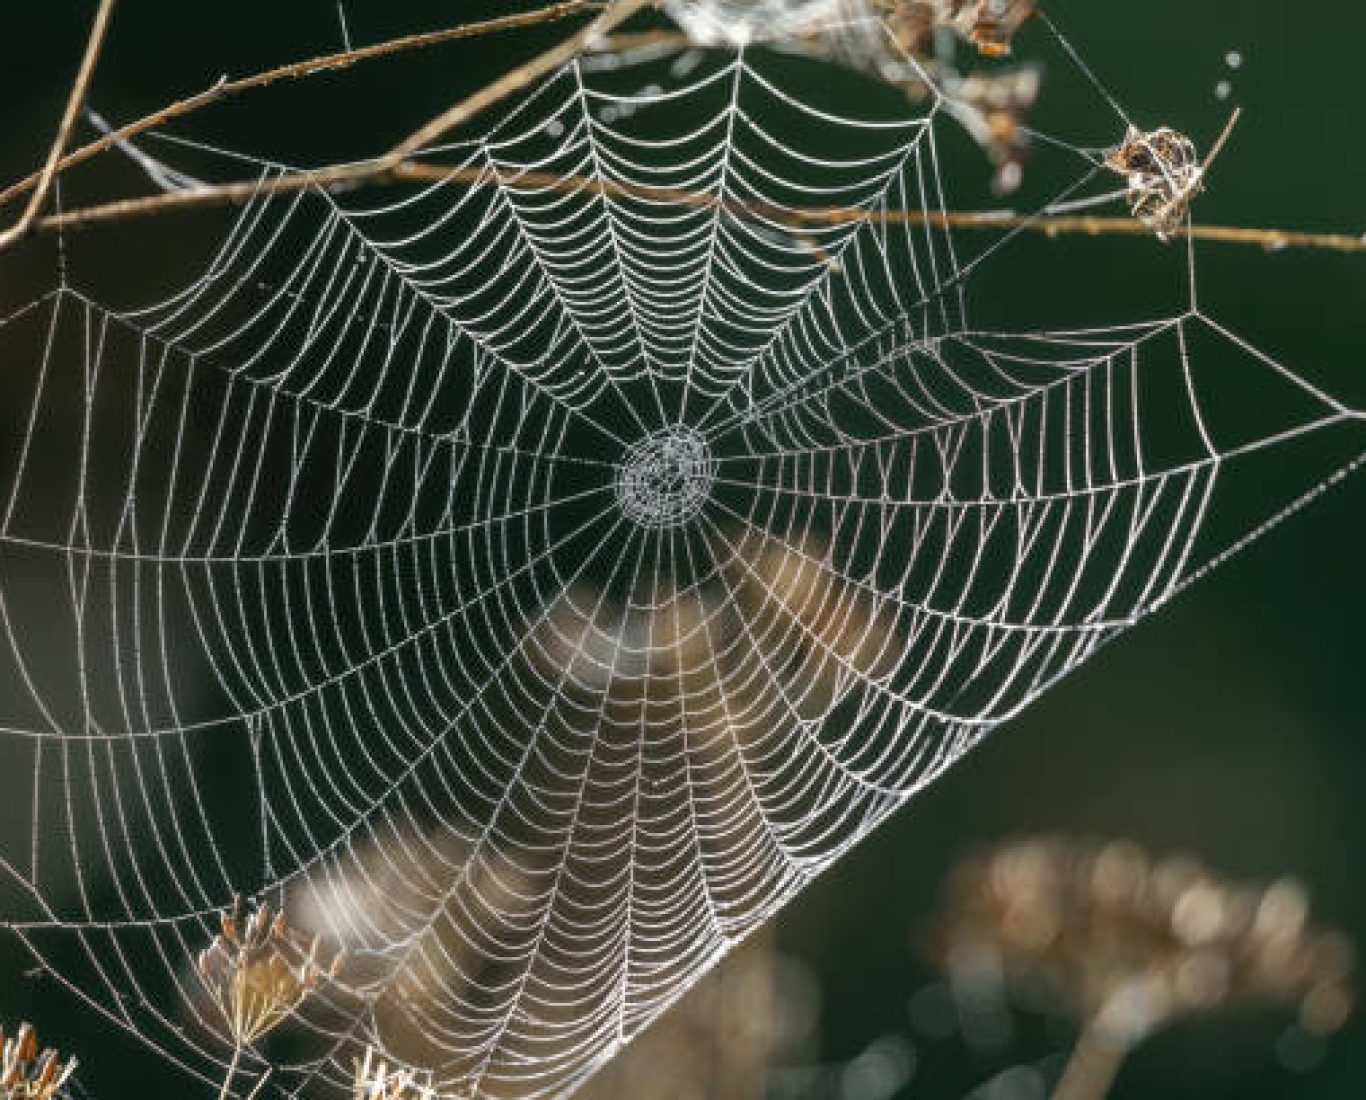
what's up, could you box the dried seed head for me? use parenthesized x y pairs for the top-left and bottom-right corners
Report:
(197, 897), (347, 1048)
(1, 1022), (77, 1100)
(1106, 125), (1205, 242)
(929, 837), (1356, 1047)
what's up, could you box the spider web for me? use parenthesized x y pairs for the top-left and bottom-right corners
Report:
(0, 13), (1363, 1100)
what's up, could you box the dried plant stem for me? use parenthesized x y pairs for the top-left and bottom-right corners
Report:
(947, 214), (1366, 252)
(0, 0), (117, 251)
(30, 157), (1366, 255)
(582, 29), (695, 57)
(1051, 1021), (1128, 1100)
(1203, 107), (1243, 175)
(0, 0), (604, 217)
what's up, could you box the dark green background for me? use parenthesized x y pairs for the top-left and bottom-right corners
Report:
(0, 2), (1362, 1098)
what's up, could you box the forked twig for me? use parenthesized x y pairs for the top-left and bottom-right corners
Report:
(0, 0), (117, 251)
(0, 0), (651, 260)
(0, 0), (606, 215)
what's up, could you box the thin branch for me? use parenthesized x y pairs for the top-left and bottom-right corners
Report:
(30, 157), (1366, 254)
(977, 213), (1366, 251)
(1202, 106), (1243, 175)
(0, 0), (117, 250)
(0, 0), (605, 216)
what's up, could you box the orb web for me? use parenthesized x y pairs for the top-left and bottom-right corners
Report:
(0, 8), (1362, 1100)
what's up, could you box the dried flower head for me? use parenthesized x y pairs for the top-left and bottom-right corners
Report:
(931, 837), (1356, 1047)
(198, 897), (346, 1048)
(1106, 125), (1205, 242)
(1, 1022), (76, 1100)
(353, 1048), (437, 1100)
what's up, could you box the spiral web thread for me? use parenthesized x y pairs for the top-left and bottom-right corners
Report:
(0, 20), (1363, 1100)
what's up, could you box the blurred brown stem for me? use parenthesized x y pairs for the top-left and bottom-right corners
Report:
(1051, 1021), (1129, 1100)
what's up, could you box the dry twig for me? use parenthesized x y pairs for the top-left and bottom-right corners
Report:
(0, 0), (117, 252)
(31, 158), (1364, 256)
(386, 0), (652, 163)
